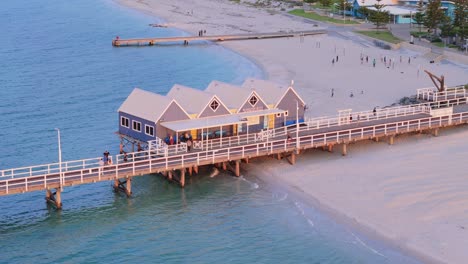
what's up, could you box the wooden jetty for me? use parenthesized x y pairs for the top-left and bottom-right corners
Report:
(111, 30), (326, 47)
(0, 97), (467, 209)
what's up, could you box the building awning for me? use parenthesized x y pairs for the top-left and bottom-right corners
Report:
(160, 108), (286, 132)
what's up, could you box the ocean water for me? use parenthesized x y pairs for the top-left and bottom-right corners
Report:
(0, 0), (420, 263)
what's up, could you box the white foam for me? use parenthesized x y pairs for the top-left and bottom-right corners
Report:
(351, 232), (386, 258)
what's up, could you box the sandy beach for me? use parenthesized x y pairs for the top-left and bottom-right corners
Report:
(117, 0), (468, 263)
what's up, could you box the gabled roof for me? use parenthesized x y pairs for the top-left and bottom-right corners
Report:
(355, 0), (398, 6)
(118, 88), (173, 122)
(167, 84), (229, 117)
(242, 78), (287, 106)
(205, 80), (252, 109)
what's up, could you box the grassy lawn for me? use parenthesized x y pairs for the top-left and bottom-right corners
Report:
(355, 30), (401, 44)
(432, 41), (459, 49)
(288, 9), (359, 25)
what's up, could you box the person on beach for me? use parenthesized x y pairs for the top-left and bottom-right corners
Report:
(373, 58), (376, 67)
(350, 92), (354, 98)
(332, 58), (335, 65)
(331, 88), (334, 97)
(408, 57), (411, 64)
(366, 56), (368, 63)
(336, 55), (339, 62)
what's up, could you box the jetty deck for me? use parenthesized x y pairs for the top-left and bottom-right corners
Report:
(1, 96), (467, 209)
(112, 30), (326, 46)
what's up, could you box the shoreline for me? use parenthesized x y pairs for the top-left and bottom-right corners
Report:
(113, 1), (468, 263)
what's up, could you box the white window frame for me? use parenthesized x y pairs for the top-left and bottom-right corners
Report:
(276, 113), (281, 118)
(121, 116), (129, 128)
(145, 125), (154, 136)
(284, 111), (289, 117)
(132, 120), (141, 132)
(210, 99), (219, 112)
(249, 95), (258, 107)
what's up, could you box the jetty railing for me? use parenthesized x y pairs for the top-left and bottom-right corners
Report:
(4, 100), (463, 181)
(417, 85), (467, 101)
(1, 110), (467, 195)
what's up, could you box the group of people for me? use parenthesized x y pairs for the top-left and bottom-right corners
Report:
(198, 29), (206, 37)
(100, 150), (112, 166)
(331, 55), (339, 65)
(165, 133), (193, 151)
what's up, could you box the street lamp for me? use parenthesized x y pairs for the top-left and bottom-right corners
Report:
(55, 128), (63, 191)
(296, 100), (300, 150)
(343, 0), (345, 23)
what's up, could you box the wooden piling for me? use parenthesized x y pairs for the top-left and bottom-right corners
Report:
(180, 169), (185, 188)
(342, 143), (347, 156)
(433, 128), (439, 137)
(168, 171), (173, 180)
(328, 143), (334, 152)
(290, 152), (296, 165)
(45, 188), (62, 209)
(55, 189), (62, 209)
(193, 165), (199, 174)
(222, 162), (227, 171)
(235, 160), (240, 177)
(188, 166), (193, 176)
(389, 136), (394, 145)
(125, 177), (132, 197)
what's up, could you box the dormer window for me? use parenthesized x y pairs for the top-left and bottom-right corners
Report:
(210, 99), (219, 111)
(249, 95), (258, 106)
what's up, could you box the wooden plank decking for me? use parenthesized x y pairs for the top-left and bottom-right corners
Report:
(112, 30), (327, 46)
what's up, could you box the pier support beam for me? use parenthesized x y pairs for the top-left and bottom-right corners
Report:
(222, 162), (227, 171)
(188, 166), (193, 176)
(328, 144), (334, 152)
(388, 136), (394, 145)
(46, 188), (62, 209)
(114, 177), (132, 197)
(235, 160), (240, 177)
(432, 128), (439, 137)
(288, 152), (296, 165)
(374, 137), (380, 142)
(180, 169), (185, 188)
(168, 171), (173, 180)
(193, 165), (199, 175)
(341, 143), (347, 156)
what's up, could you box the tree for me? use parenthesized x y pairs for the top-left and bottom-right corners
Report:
(424, 0), (445, 37)
(357, 6), (371, 19)
(337, 0), (352, 15)
(368, 0), (389, 31)
(413, 0), (426, 33)
(453, 0), (468, 44)
(319, 0), (332, 8)
(440, 15), (456, 39)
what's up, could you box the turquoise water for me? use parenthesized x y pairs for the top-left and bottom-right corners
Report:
(0, 0), (420, 263)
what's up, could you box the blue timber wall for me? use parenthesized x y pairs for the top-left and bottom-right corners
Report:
(119, 112), (156, 142)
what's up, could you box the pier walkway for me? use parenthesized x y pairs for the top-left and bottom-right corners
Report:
(112, 30), (326, 46)
(1, 98), (467, 208)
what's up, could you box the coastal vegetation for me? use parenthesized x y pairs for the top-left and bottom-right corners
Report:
(288, 9), (359, 24)
(355, 30), (401, 44)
